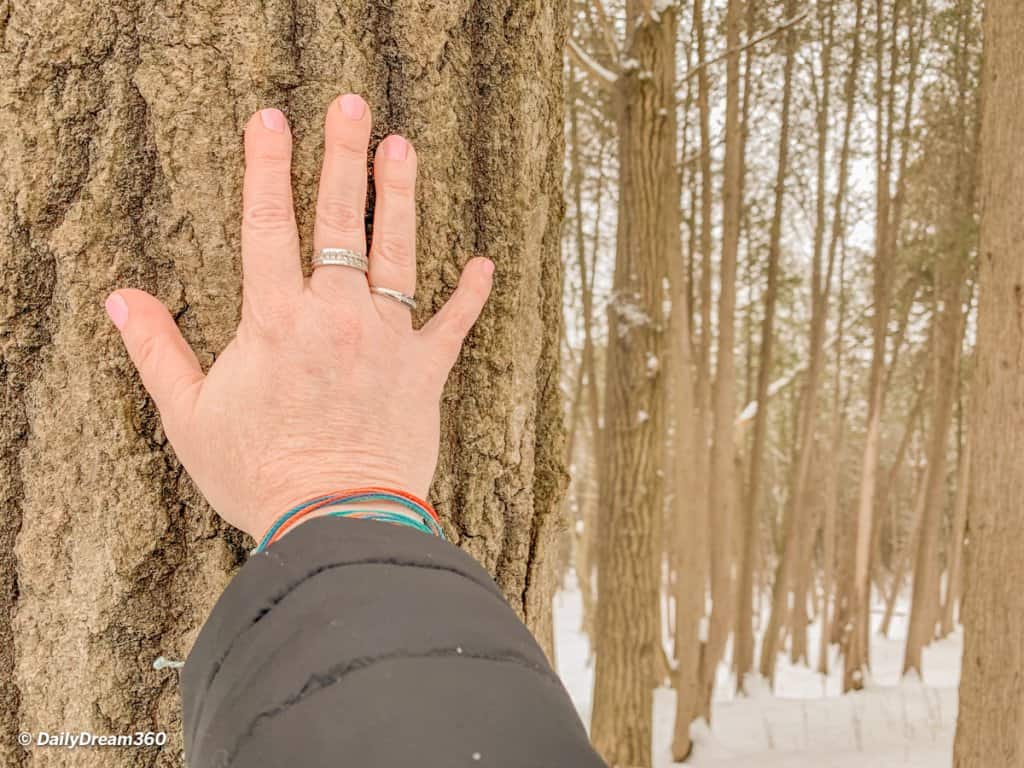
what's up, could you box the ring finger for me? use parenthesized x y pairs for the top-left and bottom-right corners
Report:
(369, 134), (418, 325)
(312, 93), (373, 300)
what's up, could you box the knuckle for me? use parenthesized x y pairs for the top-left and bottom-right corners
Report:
(327, 137), (367, 163)
(244, 196), (295, 230)
(246, 144), (291, 165)
(372, 233), (413, 269)
(134, 333), (163, 372)
(317, 196), (365, 232)
(377, 176), (415, 198)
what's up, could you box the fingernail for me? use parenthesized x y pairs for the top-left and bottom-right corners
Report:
(339, 93), (366, 120)
(482, 259), (495, 277)
(385, 135), (408, 160)
(260, 108), (286, 132)
(105, 293), (128, 330)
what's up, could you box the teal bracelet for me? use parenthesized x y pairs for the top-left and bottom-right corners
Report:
(323, 509), (437, 536)
(254, 489), (445, 553)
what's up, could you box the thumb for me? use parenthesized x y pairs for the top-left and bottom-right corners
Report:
(105, 289), (205, 436)
(421, 257), (494, 371)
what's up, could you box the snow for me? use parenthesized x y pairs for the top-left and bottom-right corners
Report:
(554, 573), (961, 767)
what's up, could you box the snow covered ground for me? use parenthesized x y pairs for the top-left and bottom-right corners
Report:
(553, 574), (961, 767)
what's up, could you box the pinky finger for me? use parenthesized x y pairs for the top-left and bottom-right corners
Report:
(420, 257), (495, 370)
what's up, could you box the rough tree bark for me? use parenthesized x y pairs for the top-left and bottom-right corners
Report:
(589, 6), (677, 766)
(0, 3), (568, 765)
(953, 1), (1024, 762)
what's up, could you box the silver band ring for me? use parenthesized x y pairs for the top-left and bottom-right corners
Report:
(313, 248), (368, 272)
(370, 286), (417, 311)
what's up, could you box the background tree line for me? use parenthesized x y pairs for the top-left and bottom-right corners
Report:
(558, 0), (1008, 765)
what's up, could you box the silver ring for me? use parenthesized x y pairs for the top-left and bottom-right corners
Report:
(313, 248), (368, 272)
(369, 286), (417, 310)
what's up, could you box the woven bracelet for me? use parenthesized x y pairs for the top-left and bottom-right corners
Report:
(254, 487), (444, 553)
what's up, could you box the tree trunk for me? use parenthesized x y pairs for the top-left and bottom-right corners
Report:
(953, 1), (1024, 762)
(903, 0), (974, 676)
(0, 3), (568, 765)
(880, 462), (928, 639)
(844, 0), (921, 691)
(590, 8), (677, 767)
(568, 66), (607, 646)
(903, 283), (965, 675)
(939, 435), (970, 638)
(699, 0), (745, 719)
(672, 0), (715, 749)
(735, 0), (796, 694)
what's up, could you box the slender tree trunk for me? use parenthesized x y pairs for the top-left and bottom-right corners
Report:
(903, 0), (974, 675)
(880, 462), (928, 638)
(698, 0), (745, 719)
(760, 0), (836, 683)
(590, 8), (677, 766)
(844, 0), (920, 691)
(670, 13), (708, 761)
(693, 0), (716, 615)
(940, 436), (970, 638)
(953, 3), (1024, 761)
(787, 0), (836, 668)
(667, 110), (705, 768)
(0, 3), (569, 764)
(568, 66), (607, 646)
(735, 0), (796, 694)
(818, 246), (849, 675)
(903, 285), (965, 674)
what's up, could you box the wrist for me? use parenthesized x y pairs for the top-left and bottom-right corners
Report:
(254, 486), (443, 550)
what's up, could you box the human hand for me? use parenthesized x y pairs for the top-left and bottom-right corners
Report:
(104, 95), (493, 539)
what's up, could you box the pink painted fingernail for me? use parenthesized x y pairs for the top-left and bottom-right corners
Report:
(105, 293), (128, 330)
(260, 108), (286, 132)
(482, 259), (495, 276)
(339, 93), (366, 120)
(385, 135), (409, 160)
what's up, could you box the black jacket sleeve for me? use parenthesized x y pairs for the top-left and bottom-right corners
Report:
(181, 516), (606, 767)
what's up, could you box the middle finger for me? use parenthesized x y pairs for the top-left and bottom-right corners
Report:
(311, 93), (373, 300)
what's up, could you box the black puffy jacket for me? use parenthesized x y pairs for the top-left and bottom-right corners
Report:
(181, 516), (607, 767)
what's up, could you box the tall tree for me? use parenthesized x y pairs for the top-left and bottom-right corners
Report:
(580, 2), (678, 764)
(672, 0), (716, 751)
(699, 0), (746, 717)
(953, 0), (1024, 762)
(903, 0), (977, 676)
(760, 0), (837, 681)
(735, 0), (797, 694)
(844, 0), (921, 690)
(0, 2), (568, 764)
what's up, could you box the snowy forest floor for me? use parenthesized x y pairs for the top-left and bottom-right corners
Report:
(554, 573), (961, 767)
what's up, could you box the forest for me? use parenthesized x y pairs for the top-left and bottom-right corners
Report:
(555, 0), (1015, 765)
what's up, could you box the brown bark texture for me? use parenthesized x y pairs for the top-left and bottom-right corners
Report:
(590, 8), (677, 767)
(953, 1), (1024, 763)
(0, 2), (568, 765)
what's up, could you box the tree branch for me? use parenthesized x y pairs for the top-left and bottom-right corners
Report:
(682, 11), (809, 84)
(567, 38), (619, 88)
